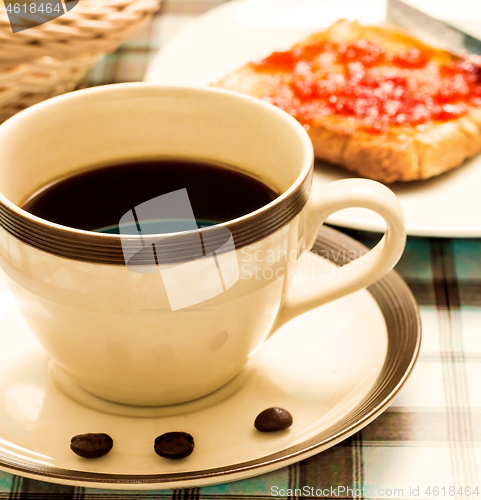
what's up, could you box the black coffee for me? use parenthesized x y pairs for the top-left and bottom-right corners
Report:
(22, 159), (279, 233)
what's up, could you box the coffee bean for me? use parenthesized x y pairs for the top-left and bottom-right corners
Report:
(154, 432), (195, 459)
(70, 433), (113, 458)
(254, 407), (293, 432)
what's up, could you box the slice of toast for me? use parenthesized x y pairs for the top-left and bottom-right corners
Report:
(214, 20), (481, 183)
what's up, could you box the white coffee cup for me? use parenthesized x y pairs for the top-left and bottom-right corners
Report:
(0, 84), (406, 406)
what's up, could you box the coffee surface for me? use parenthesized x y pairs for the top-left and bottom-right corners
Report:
(22, 159), (279, 233)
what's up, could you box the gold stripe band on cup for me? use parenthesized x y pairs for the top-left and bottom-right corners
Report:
(0, 170), (311, 265)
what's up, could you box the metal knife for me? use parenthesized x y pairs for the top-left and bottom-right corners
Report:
(386, 0), (481, 56)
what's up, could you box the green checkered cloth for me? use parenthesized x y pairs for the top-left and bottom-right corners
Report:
(1, 1), (480, 498)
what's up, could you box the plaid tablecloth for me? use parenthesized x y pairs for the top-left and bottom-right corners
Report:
(2, 1), (481, 498)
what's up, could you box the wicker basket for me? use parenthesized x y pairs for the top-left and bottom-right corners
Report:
(0, 0), (161, 123)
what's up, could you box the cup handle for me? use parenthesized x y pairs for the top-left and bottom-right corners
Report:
(273, 178), (406, 329)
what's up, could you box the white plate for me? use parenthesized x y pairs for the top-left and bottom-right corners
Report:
(0, 227), (420, 489)
(145, 0), (481, 237)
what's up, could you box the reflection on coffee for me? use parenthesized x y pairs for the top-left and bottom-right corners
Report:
(21, 159), (279, 233)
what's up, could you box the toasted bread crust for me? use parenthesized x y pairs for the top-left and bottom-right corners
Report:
(214, 20), (481, 183)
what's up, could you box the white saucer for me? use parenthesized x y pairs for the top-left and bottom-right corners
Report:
(0, 227), (420, 489)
